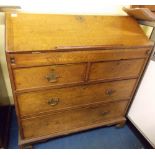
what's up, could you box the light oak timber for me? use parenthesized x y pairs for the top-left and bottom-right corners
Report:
(5, 13), (153, 52)
(13, 59), (144, 90)
(21, 101), (128, 139)
(13, 63), (87, 90)
(17, 79), (136, 118)
(5, 13), (153, 148)
(8, 49), (151, 68)
(6, 53), (25, 139)
(89, 59), (145, 81)
(14, 76), (138, 94)
(19, 117), (126, 147)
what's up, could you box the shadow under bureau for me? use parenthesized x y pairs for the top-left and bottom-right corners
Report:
(5, 13), (153, 148)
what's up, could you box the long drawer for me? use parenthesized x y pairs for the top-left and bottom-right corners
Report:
(17, 79), (136, 117)
(9, 48), (150, 68)
(13, 63), (86, 90)
(21, 100), (128, 139)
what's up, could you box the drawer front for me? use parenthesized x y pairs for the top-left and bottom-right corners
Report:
(13, 63), (86, 90)
(17, 79), (136, 117)
(9, 48), (150, 68)
(89, 59), (145, 81)
(22, 101), (128, 139)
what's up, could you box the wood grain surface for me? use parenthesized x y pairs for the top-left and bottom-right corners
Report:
(5, 13), (153, 148)
(89, 59), (145, 81)
(5, 13), (152, 52)
(21, 101), (128, 139)
(8, 48), (150, 68)
(13, 63), (86, 90)
(17, 79), (136, 117)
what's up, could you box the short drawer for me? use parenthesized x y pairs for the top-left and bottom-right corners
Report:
(21, 100), (128, 139)
(13, 63), (86, 90)
(8, 48), (150, 68)
(17, 79), (136, 117)
(89, 59), (145, 81)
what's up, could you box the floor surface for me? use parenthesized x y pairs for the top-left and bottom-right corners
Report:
(8, 108), (152, 149)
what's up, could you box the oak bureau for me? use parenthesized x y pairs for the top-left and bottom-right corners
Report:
(5, 13), (153, 148)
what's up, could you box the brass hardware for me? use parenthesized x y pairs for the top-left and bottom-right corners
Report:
(105, 89), (116, 96)
(46, 68), (59, 83)
(10, 56), (15, 64)
(101, 111), (110, 116)
(48, 98), (59, 106)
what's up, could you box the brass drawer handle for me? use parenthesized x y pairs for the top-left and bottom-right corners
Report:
(46, 68), (60, 83)
(101, 111), (110, 116)
(105, 89), (116, 96)
(10, 56), (15, 64)
(48, 98), (59, 106)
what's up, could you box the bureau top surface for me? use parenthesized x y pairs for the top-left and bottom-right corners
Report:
(5, 13), (153, 53)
